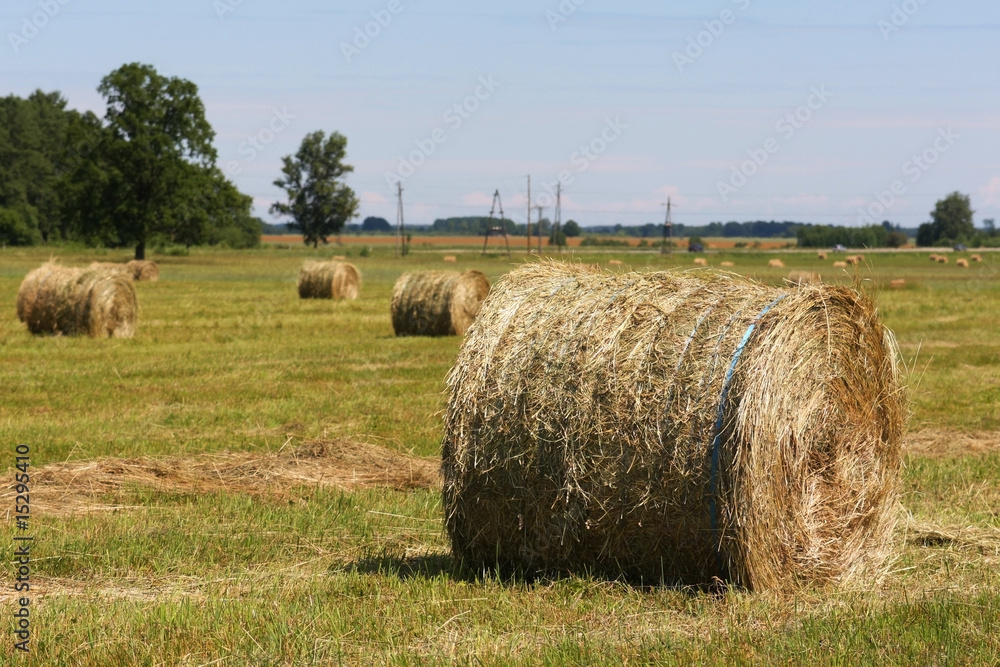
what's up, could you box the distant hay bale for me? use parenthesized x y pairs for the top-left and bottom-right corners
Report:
(332, 255), (346, 261)
(889, 279), (906, 289)
(937, 256), (948, 264)
(767, 259), (785, 268)
(391, 270), (491, 337)
(956, 259), (969, 268)
(854, 254), (865, 262)
(720, 261), (735, 267)
(817, 252), (827, 260)
(16, 262), (138, 338)
(845, 256), (859, 266)
(785, 270), (821, 286)
(126, 260), (159, 281)
(88, 261), (130, 276)
(929, 254), (939, 261)
(443, 255), (458, 263)
(693, 258), (708, 267)
(971, 254), (982, 262)
(832, 261), (848, 268)
(608, 259), (624, 266)
(297, 261), (361, 300)
(444, 263), (904, 590)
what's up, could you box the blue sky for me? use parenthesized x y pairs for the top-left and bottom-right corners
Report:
(3, 0), (998, 228)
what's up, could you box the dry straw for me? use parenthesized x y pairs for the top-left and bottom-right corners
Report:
(298, 260), (361, 299)
(785, 270), (821, 285)
(443, 262), (905, 590)
(90, 260), (158, 281)
(391, 270), (491, 336)
(16, 262), (138, 338)
(127, 260), (159, 281)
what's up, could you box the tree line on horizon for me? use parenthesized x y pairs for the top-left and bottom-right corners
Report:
(4, 64), (996, 254)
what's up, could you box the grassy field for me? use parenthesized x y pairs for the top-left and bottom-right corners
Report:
(1, 243), (999, 665)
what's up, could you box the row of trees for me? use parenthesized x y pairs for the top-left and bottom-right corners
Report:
(1, 65), (262, 256)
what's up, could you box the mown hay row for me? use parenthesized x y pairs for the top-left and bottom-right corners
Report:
(443, 262), (905, 590)
(16, 262), (138, 338)
(391, 270), (491, 337)
(298, 260), (361, 299)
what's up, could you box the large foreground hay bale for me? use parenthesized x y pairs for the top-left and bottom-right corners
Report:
(443, 262), (905, 590)
(126, 260), (159, 281)
(16, 263), (138, 338)
(391, 270), (491, 336)
(297, 260), (361, 300)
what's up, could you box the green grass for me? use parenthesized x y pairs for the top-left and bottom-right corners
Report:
(2, 244), (999, 665)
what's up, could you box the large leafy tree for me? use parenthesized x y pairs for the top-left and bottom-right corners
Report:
(91, 63), (218, 259)
(916, 191), (976, 247)
(270, 131), (359, 248)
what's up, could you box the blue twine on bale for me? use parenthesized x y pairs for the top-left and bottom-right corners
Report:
(708, 294), (788, 582)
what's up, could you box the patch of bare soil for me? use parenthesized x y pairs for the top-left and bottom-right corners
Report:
(905, 429), (1000, 458)
(3, 439), (440, 516)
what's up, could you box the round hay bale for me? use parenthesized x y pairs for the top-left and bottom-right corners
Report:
(693, 258), (708, 267)
(16, 262), (138, 338)
(126, 260), (159, 281)
(956, 259), (969, 268)
(298, 260), (361, 300)
(937, 256), (948, 264)
(720, 261), (735, 267)
(929, 254), (939, 261)
(845, 256), (859, 266)
(443, 262), (905, 590)
(889, 279), (906, 289)
(443, 255), (458, 263)
(817, 252), (828, 260)
(767, 258), (785, 268)
(785, 270), (821, 285)
(608, 259), (624, 266)
(832, 261), (848, 268)
(89, 261), (130, 276)
(971, 254), (983, 262)
(391, 270), (491, 337)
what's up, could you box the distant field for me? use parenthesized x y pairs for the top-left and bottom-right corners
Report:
(1, 244), (999, 664)
(262, 234), (797, 250)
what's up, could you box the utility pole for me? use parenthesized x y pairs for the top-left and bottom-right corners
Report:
(526, 175), (532, 254)
(482, 189), (511, 257)
(554, 182), (562, 253)
(395, 181), (405, 257)
(661, 198), (673, 255)
(533, 204), (546, 253)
